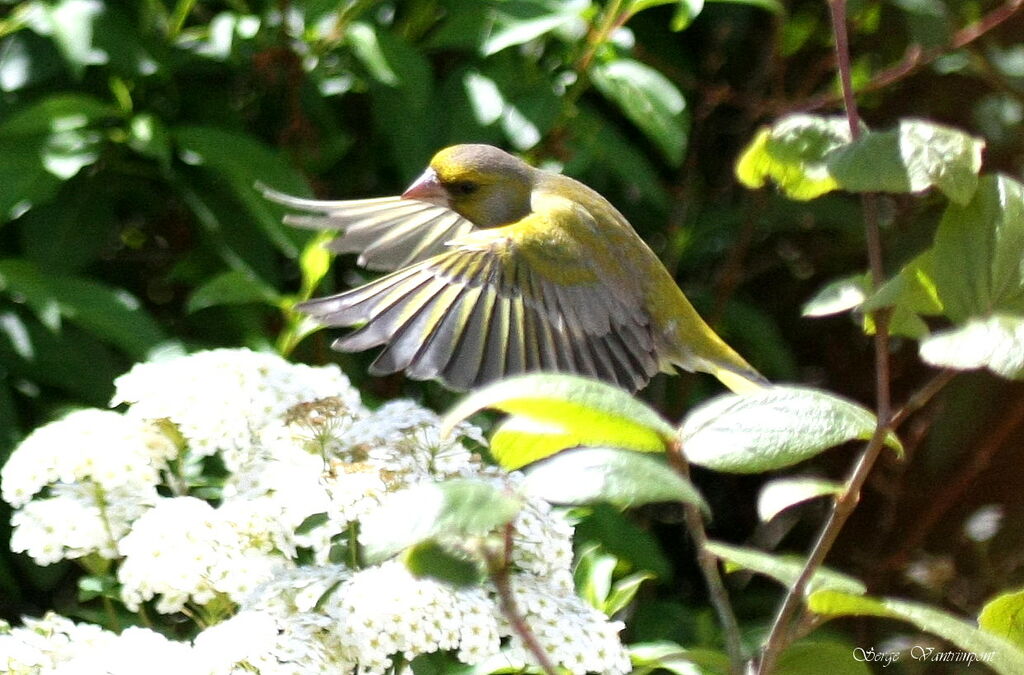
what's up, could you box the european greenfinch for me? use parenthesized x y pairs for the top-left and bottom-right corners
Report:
(264, 144), (766, 393)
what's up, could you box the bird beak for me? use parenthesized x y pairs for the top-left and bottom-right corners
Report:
(401, 168), (449, 207)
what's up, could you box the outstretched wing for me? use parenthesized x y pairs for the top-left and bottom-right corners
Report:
(260, 186), (475, 271)
(298, 211), (664, 392)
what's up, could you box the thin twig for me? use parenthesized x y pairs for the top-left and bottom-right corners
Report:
(756, 1), (897, 671)
(482, 524), (558, 675)
(790, 0), (1024, 113)
(667, 440), (745, 675)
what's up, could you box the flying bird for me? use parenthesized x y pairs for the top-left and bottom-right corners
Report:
(263, 144), (766, 393)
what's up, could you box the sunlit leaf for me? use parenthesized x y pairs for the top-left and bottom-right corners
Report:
(481, 0), (587, 56)
(827, 120), (984, 205)
(590, 58), (689, 165)
(360, 479), (522, 563)
(522, 447), (707, 512)
(629, 642), (731, 675)
(757, 476), (843, 521)
(929, 174), (1024, 323)
(680, 386), (902, 473)
(920, 314), (1024, 379)
(707, 541), (867, 595)
(186, 269), (281, 313)
(802, 274), (869, 317)
(809, 590), (1024, 675)
(735, 115), (850, 200)
(979, 588), (1024, 650)
(442, 374), (674, 469)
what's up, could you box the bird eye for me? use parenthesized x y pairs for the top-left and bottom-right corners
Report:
(450, 181), (479, 196)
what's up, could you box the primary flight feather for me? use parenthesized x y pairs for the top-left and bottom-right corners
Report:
(264, 144), (767, 393)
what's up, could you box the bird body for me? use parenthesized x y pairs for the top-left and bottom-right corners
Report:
(265, 144), (766, 393)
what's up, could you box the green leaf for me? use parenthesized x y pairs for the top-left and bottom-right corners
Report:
(481, 0), (587, 56)
(929, 174), (1024, 323)
(808, 590), (1024, 675)
(173, 125), (311, 258)
(775, 640), (872, 675)
(347, 22), (399, 86)
(590, 58), (689, 165)
(522, 447), (708, 513)
(0, 93), (115, 218)
(757, 476), (844, 522)
(574, 504), (672, 579)
(680, 386), (902, 474)
(442, 374), (675, 470)
(735, 115), (850, 200)
(801, 274), (869, 317)
(0, 259), (165, 360)
(979, 588), (1024, 650)
(706, 541), (867, 595)
(575, 544), (618, 609)
(919, 314), (1024, 379)
(186, 269), (281, 313)
(827, 120), (984, 205)
(670, 0), (705, 31)
(359, 479), (523, 563)
(629, 642), (731, 675)
(604, 571), (657, 616)
(403, 540), (484, 587)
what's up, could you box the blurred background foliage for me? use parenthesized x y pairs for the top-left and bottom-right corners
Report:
(1, 0), (1023, 660)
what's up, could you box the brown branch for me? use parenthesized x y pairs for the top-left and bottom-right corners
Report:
(667, 440), (745, 675)
(789, 0), (1024, 114)
(482, 525), (557, 675)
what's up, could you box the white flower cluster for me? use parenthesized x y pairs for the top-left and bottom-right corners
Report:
(2, 348), (632, 674)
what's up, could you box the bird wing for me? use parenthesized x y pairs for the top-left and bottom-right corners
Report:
(298, 205), (663, 392)
(260, 186), (475, 271)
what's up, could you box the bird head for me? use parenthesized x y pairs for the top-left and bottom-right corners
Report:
(401, 144), (535, 228)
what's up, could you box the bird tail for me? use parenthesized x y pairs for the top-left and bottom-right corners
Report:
(707, 362), (770, 393)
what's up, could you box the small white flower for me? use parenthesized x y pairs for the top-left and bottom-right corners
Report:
(1, 409), (175, 507)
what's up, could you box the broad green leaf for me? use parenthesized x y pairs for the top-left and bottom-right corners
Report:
(590, 58), (689, 165)
(43, 0), (107, 76)
(979, 588), (1024, 650)
(463, 70), (505, 125)
(575, 544), (618, 610)
(403, 540), (484, 587)
(930, 174), (1024, 322)
(757, 476), (843, 522)
(127, 113), (171, 167)
(775, 640), (871, 675)
(481, 0), (587, 56)
(680, 386), (902, 474)
(827, 120), (984, 205)
(862, 251), (943, 338)
(706, 541), (867, 595)
(173, 125), (310, 257)
(670, 0), (705, 31)
(629, 642), (731, 675)
(735, 115), (850, 200)
(575, 504), (672, 579)
(359, 479), (522, 563)
(0, 93), (114, 217)
(186, 269), (281, 313)
(347, 22), (399, 86)
(522, 447), (708, 513)
(0, 259), (165, 360)
(920, 314), (1024, 379)
(604, 571), (657, 616)
(442, 374), (675, 469)
(808, 590), (1024, 675)
(801, 274), (869, 317)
